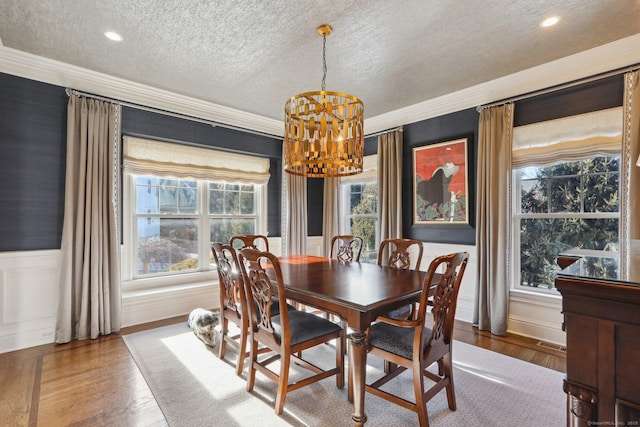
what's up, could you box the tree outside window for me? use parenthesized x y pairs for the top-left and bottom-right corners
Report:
(515, 156), (619, 290)
(343, 182), (378, 263)
(209, 183), (257, 245)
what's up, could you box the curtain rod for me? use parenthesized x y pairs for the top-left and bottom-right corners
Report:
(365, 126), (403, 138)
(477, 63), (640, 111)
(65, 88), (283, 140)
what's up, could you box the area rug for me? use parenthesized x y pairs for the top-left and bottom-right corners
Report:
(123, 322), (565, 426)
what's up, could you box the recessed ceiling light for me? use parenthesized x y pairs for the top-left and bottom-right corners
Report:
(540, 16), (560, 27)
(104, 31), (123, 42)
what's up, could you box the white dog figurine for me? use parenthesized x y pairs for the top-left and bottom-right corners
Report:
(187, 308), (219, 347)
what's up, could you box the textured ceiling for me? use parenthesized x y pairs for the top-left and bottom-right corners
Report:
(1, 0), (639, 122)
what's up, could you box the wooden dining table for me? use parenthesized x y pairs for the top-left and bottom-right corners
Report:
(277, 255), (426, 426)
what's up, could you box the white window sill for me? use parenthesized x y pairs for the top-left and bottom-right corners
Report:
(122, 279), (218, 300)
(122, 270), (218, 296)
(510, 288), (562, 307)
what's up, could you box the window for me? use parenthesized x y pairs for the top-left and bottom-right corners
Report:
(514, 157), (620, 291)
(135, 176), (199, 275)
(122, 136), (269, 289)
(209, 182), (258, 244)
(341, 182), (378, 262)
(132, 177), (262, 278)
(511, 107), (622, 292)
(339, 155), (378, 263)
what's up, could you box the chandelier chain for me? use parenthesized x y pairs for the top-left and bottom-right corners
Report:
(321, 34), (327, 92)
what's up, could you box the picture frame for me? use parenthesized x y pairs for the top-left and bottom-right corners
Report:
(413, 137), (469, 225)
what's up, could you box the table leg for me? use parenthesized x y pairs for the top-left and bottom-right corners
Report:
(349, 330), (368, 425)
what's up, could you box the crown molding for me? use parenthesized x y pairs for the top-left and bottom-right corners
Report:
(0, 46), (284, 137)
(2, 34), (640, 139)
(364, 33), (640, 135)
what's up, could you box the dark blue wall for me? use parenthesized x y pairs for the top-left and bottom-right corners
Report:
(514, 75), (623, 126)
(0, 73), (67, 251)
(0, 71), (624, 250)
(0, 73), (284, 251)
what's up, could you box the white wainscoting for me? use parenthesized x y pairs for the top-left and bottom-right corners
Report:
(0, 236), (565, 353)
(0, 250), (60, 353)
(306, 236), (324, 256)
(508, 290), (565, 345)
(122, 282), (219, 328)
(419, 242), (477, 324)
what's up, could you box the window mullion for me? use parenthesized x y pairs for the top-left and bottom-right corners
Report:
(199, 180), (210, 271)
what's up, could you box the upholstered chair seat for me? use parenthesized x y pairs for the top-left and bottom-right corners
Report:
(368, 322), (432, 360)
(272, 310), (343, 346)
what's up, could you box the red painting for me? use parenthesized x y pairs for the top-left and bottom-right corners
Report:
(413, 138), (469, 224)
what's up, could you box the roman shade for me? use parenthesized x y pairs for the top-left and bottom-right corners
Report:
(512, 107), (622, 168)
(123, 136), (270, 184)
(339, 154), (377, 184)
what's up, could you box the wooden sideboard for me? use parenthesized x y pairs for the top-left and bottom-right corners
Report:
(556, 273), (640, 426)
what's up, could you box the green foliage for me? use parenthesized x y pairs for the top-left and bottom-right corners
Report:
(209, 183), (256, 244)
(210, 219), (255, 245)
(519, 157), (619, 289)
(350, 183), (378, 262)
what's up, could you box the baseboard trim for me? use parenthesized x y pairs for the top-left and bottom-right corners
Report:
(0, 326), (56, 354)
(508, 315), (566, 346)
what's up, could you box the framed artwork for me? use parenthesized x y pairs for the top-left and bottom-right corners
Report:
(413, 138), (469, 224)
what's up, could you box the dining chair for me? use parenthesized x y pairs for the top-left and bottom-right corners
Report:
(211, 243), (250, 375)
(364, 251), (469, 427)
(326, 235), (364, 350)
(211, 243), (291, 375)
(377, 238), (425, 322)
(230, 234), (269, 252)
(238, 247), (345, 415)
(330, 235), (364, 262)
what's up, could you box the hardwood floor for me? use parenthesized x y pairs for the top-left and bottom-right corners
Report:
(0, 317), (565, 426)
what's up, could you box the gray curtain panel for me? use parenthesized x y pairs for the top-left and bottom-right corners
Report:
(322, 177), (339, 257)
(377, 130), (403, 265)
(473, 104), (513, 336)
(283, 161), (308, 256)
(56, 95), (122, 343)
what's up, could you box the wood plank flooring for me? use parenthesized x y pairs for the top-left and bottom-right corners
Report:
(0, 317), (565, 426)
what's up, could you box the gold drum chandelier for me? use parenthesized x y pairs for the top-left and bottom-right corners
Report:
(283, 24), (364, 178)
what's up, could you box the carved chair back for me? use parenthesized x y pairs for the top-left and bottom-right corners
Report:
(330, 235), (364, 262)
(377, 238), (424, 270)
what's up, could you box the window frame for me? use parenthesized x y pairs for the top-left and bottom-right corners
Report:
(339, 174), (379, 263)
(121, 173), (267, 291)
(511, 158), (621, 294)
